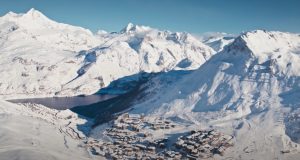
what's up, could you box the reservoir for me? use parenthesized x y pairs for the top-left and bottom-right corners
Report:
(7, 94), (117, 110)
(7, 85), (141, 126)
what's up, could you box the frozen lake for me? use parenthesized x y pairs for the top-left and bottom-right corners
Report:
(7, 94), (117, 110)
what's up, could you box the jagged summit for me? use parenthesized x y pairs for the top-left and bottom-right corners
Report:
(121, 22), (134, 33)
(25, 8), (43, 16)
(2, 11), (19, 18)
(22, 8), (49, 20)
(130, 29), (300, 115)
(120, 22), (152, 33)
(0, 8), (55, 30)
(0, 9), (215, 97)
(3, 8), (43, 16)
(224, 30), (300, 60)
(1, 8), (50, 23)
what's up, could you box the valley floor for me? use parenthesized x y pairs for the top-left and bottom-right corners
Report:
(1, 99), (300, 160)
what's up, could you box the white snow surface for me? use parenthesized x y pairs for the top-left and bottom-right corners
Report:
(1, 8), (300, 159)
(0, 100), (96, 160)
(128, 30), (300, 159)
(0, 9), (214, 98)
(201, 32), (235, 52)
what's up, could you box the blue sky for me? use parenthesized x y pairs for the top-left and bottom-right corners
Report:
(0, 0), (299, 34)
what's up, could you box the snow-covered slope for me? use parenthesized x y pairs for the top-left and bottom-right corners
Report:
(0, 9), (215, 98)
(59, 23), (215, 95)
(1, 8), (300, 160)
(127, 30), (300, 159)
(0, 100), (95, 160)
(201, 32), (235, 52)
(0, 8), (101, 51)
(0, 9), (104, 98)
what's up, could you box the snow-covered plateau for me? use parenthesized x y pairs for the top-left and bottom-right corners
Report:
(1, 9), (300, 160)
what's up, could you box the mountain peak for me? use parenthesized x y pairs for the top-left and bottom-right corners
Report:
(1, 11), (21, 19)
(222, 29), (300, 66)
(4, 11), (18, 17)
(27, 8), (37, 13)
(22, 8), (48, 20)
(120, 23), (152, 33)
(1, 8), (50, 23)
(120, 23), (136, 33)
(124, 22), (134, 30)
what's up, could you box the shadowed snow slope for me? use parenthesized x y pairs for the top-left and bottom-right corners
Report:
(60, 24), (215, 96)
(128, 30), (300, 159)
(0, 10), (214, 98)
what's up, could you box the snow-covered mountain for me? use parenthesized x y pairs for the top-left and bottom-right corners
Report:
(125, 30), (300, 159)
(60, 23), (215, 96)
(0, 9), (215, 98)
(1, 8), (300, 160)
(0, 8), (102, 51)
(201, 32), (235, 52)
(0, 9), (104, 98)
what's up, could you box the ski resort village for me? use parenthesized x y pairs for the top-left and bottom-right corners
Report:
(1, 1), (300, 160)
(86, 113), (234, 159)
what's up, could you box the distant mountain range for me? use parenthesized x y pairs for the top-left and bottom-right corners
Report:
(0, 8), (215, 98)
